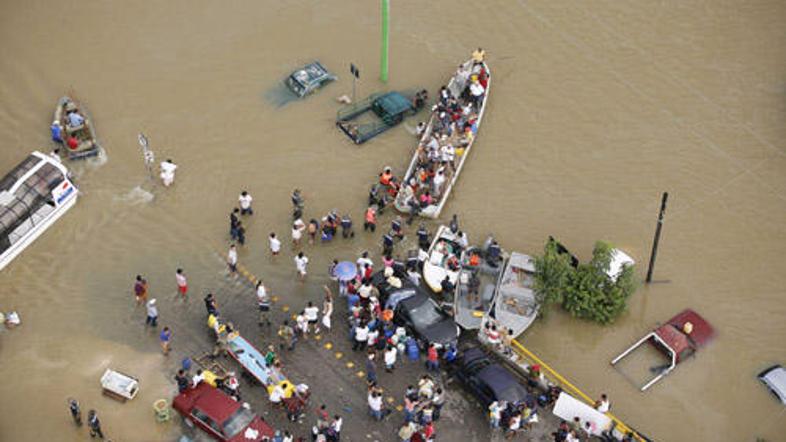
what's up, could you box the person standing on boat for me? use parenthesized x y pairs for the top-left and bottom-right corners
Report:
(457, 231), (469, 249)
(238, 191), (253, 216)
(594, 394), (611, 413)
(160, 159), (177, 187)
(175, 268), (188, 298)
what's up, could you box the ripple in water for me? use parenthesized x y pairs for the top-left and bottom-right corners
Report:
(114, 185), (155, 205)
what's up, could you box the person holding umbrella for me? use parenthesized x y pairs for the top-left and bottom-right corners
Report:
(334, 261), (357, 296)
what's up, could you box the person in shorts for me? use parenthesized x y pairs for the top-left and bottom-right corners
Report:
(134, 275), (148, 305)
(256, 281), (271, 326)
(176, 268), (188, 298)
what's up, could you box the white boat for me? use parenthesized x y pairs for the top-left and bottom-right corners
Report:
(454, 238), (506, 330)
(422, 225), (463, 294)
(487, 252), (539, 338)
(394, 56), (491, 219)
(0, 152), (79, 271)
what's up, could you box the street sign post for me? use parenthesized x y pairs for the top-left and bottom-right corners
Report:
(350, 63), (360, 103)
(138, 132), (155, 181)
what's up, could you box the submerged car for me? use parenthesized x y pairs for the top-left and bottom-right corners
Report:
(611, 309), (715, 391)
(372, 268), (460, 347)
(285, 61), (336, 98)
(336, 91), (424, 144)
(758, 365), (786, 405)
(173, 383), (275, 441)
(452, 346), (530, 408)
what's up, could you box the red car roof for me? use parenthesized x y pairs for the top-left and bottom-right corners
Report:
(655, 309), (715, 361)
(173, 383), (237, 423)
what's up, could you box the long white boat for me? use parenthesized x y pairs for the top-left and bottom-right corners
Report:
(486, 252), (539, 338)
(422, 225), (464, 294)
(0, 151), (79, 271)
(394, 55), (490, 219)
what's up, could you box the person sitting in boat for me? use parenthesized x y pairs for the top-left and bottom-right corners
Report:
(469, 76), (485, 107)
(446, 254), (460, 271)
(379, 167), (393, 186)
(67, 108), (85, 128)
(472, 47), (486, 63)
(419, 190), (434, 208)
(66, 134), (80, 150)
(432, 168), (446, 198)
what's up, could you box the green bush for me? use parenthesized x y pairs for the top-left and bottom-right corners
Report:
(534, 240), (638, 324)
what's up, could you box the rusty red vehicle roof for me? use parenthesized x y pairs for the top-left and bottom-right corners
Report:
(172, 383), (238, 425)
(655, 309), (715, 361)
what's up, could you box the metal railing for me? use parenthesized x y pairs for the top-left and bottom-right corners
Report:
(509, 340), (649, 442)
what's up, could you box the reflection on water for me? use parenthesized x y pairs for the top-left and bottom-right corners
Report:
(113, 186), (155, 206)
(263, 84), (300, 108)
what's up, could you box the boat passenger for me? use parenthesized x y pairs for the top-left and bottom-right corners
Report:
(66, 134), (80, 150)
(469, 77), (485, 107)
(67, 109), (85, 128)
(457, 231), (469, 249)
(380, 167), (393, 186)
(432, 169), (446, 198)
(51, 121), (63, 143)
(446, 255), (460, 272)
(472, 47), (486, 63)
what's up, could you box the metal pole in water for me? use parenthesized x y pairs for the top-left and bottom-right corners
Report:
(646, 192), (668, 283)
(380, 0), (390, 83)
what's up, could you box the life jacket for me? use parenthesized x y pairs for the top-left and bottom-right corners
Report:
(469, 254), (481, 266)
(365, 208), (376, 223)
(380, 171), (392, 186)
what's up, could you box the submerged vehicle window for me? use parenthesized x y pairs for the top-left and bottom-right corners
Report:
(222, 407), (256, 438)
(408, 301), (444, 328)
(287, 77), (305, 95)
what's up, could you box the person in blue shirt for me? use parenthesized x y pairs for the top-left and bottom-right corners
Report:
(50, 121), (63, 142)
(67, 110), (85, 128)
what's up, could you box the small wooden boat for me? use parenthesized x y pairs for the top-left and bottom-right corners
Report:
(52, 96), (101, 160)
(487, 252), (539, 339)
(100, 368), (139, 402)
(394, 55), (490, 218)
(454, 238), (506, 330)
(422, 225), (464, 294)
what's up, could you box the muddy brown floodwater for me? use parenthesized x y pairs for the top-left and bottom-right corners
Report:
(1, 0), (786, 440)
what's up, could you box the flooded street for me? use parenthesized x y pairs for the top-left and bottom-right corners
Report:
(2, 0), (786, 440)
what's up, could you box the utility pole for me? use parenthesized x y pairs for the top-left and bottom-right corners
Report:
(350, 64), (360, 103)
(646, 192), (668, 283)
(380, 0), (390, 83)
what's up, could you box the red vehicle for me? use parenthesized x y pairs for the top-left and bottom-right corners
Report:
(611, 309), (715, 391)
(173, 383), (275, 441)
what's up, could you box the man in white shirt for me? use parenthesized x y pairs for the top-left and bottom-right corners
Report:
(304, 301), (320, 334)
(256, 281), (271, 326)
(432, 169), (446, 198)
(269, 383), (286, 404)
(384, 345), (397, 372)
(227, 244), (238, 276)
(295, 252), (309, 281)
(238, 191), (253, 215)
(160, 159), (177, 187)
(356, 251), (373, 273)
(353, 322), (369, 351)
(268, 233), (281, 256)
(292, 219), (306, 246)
(595, 393), (611, 413)
(368, 391), (383, 421)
